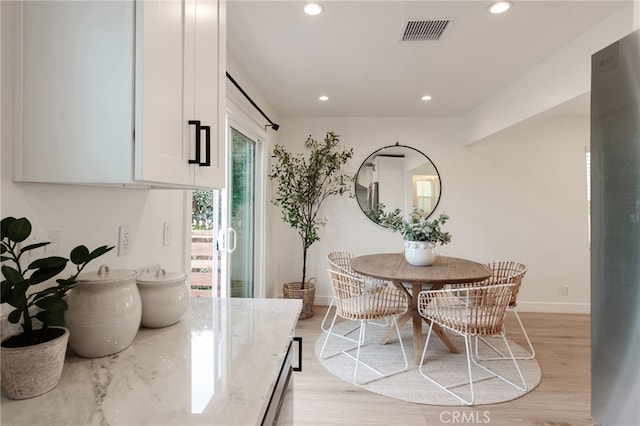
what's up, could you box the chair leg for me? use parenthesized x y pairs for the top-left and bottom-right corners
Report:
(474, 309), (535, 360)
(512, 309), (536, 359)
(321, 297), (360, 343)
(420, 331), (527, 405)
(419, 323), (476, 405)
(353, 321), (367, 383)
(319, 312), (336, 358)
(320, 297), (334, 333)
(470, 333), (527, 392)
(368, 316), (390, 328)
(348, 316), (408, 385)
(319, 312), (347, 359)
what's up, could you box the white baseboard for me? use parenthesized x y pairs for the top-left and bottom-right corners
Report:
(515, 301), (590, 314)
(314, 295), (590, 315)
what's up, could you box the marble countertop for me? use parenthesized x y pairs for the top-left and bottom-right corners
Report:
(1, 297), (302, 426)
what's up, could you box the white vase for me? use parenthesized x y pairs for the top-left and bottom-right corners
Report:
(404, 241), (437, 266)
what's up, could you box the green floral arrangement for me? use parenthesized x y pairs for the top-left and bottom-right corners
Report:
(377, 206), (452, 245)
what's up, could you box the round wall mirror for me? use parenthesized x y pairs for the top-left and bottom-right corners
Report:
(355, 144), (441, 225)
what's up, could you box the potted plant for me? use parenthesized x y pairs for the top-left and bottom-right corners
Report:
(1, 216), (114, 399)
(268, 131), (353, 319)
(377, 206), (452, 266)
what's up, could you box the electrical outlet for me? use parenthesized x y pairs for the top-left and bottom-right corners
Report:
(561, 285), (569, 296)
(118, 225), (131, 256)
(163, 221), (172, 246)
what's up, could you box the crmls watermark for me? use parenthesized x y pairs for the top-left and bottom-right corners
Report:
(439, 410), (491, 424)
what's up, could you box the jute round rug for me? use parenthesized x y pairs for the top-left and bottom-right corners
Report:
(315, 319), (542, 406)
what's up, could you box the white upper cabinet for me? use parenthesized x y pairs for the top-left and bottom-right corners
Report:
(13, 0), (226, 189)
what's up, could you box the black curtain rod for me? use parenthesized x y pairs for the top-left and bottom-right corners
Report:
(226, 72), (279, 131)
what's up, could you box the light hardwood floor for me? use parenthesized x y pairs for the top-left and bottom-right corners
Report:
(279, 306), (591, 426)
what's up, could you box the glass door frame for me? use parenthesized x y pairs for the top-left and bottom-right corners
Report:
(223, 103), (267, 298)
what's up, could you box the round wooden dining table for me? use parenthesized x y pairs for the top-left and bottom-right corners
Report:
(350, 253), (492, 364)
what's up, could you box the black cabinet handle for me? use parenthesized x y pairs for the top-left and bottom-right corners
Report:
(188, 120), (212, 167)
(188, 120), (202, 165)
(200, 125), (211, 167)
(293, 337), (302, 372)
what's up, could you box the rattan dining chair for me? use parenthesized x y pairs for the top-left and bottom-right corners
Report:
(448, 261), (533, 360)
(323, 251), (390, 339)
(320, 269), (409, 385)
(476, 261), (534, 360)
(417, 283), (527, 405)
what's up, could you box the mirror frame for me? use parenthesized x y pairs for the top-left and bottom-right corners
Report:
(354, 143), (442, 226)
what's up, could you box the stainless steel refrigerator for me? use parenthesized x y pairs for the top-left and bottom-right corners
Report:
(591, 29), (640, 426)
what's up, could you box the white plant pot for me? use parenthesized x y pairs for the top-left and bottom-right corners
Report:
(404, 240), (437, 266)
(1, 327), (69, 400)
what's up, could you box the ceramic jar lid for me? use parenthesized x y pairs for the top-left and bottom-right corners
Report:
(76, 264), (138, 283)
(136, 268), (187, 286)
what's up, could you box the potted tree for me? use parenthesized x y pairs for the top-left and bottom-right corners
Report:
(377, 207), (452, 266)
(1, 216), (114, 399)
(268, 132), (353, 319)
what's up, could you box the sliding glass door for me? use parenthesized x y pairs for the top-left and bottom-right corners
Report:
(228, 127), (256, 298)
(189, 113), (264, 299)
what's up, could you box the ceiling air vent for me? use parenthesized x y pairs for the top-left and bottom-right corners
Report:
(401, 20), (451, 41)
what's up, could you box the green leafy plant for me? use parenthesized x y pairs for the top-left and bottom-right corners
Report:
(377, 206), (452, 245)
(268, 131), (353, 288)
(192, 189), (214, 230)
(1, 216), (114, 347)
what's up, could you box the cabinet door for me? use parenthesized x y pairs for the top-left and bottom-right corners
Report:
(134, 0), (192, 186)
(187, 0), (226, 189)
(135, 0), (225, 189)
(14, 0), (224, 188)
(15, 1), (134, 185)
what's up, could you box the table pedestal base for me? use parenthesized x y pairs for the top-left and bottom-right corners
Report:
(379, 282), (459, 364)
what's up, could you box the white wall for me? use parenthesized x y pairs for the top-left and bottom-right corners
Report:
(260, 4), (632, 313)
(1, 2), (189, 333)
(267, 115), (591, 313)
(464, 2), (634, 144)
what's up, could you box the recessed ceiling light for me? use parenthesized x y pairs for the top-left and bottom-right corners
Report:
(421, 95), (432, 101)
(304, 3), (324, 16)
(488, 1), (512, 14)
(319, 95), (329, 102)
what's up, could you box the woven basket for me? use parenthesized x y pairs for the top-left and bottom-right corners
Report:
(283, 279), (316, 320)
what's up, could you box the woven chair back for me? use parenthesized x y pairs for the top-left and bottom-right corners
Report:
(417, 283), (516, 337)
(327, 251), (390, 289)
(327, 251), (357, 275)
(485, 261), (527, 306)
(451, 261), (527, 307)
(327, 269), (407, 322)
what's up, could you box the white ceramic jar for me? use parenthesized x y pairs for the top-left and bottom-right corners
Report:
(65, 265), (141, 358)
(136, 268), (189, 328)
